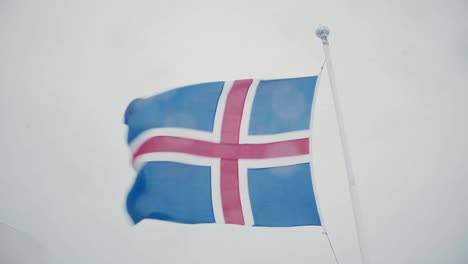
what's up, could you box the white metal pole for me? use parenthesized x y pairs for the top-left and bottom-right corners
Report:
(315, 26), (371, 264)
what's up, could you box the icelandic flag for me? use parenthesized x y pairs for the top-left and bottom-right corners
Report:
(125, 76), (322, 227)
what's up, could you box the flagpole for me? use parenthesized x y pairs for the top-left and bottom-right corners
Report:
(315, 26), (371, 264)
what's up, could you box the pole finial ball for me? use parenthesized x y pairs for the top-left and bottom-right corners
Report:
(315, 25), (330, 40)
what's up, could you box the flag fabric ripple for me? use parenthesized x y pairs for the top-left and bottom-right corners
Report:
(124, 76), (322, 227)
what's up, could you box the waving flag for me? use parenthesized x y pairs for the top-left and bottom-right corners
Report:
(124, 76), (321, 227)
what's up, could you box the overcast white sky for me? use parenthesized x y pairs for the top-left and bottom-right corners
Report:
(1, 0), (467, 263)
